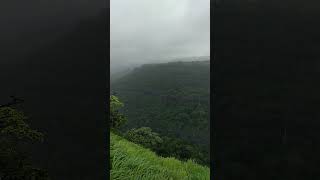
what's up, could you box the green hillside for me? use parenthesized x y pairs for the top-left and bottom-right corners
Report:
(110, 132), (210, 180)
(111, 60), (210, 156)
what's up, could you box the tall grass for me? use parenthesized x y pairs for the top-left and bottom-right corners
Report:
(110, 133), (210, 180)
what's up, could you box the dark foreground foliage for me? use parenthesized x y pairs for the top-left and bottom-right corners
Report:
(0, 107), (48, 180)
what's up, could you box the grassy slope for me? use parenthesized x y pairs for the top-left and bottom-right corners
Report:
(110, 132), (210, 180)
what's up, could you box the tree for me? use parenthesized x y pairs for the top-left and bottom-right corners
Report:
(125, 127), (163, 150)
(156, 136), (208, 165)
(110, 95), (127, 129)
(0, 106), (48, 179)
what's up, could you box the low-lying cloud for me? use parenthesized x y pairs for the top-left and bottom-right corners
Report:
(111, 0), (210, 72)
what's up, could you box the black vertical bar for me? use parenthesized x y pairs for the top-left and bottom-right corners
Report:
(106, 0), (111, 178)
(210, 0), (217, 179)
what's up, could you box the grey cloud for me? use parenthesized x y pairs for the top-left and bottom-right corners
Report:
(111, 0), (210, 71)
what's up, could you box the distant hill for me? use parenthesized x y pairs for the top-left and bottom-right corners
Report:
(110, 132), (210, 180)
(111, 60), (210, 157)
(110, 56), (209, 82)
(110, 67), (133, 83)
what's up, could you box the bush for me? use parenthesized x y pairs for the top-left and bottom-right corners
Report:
(125, 127), (163, 150)
(125, 126), (209, 166)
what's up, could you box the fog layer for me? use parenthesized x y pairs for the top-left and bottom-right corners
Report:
(111, 0), (210, 73)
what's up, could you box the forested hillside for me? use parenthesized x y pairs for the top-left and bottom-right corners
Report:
(111, 60), (210, 164)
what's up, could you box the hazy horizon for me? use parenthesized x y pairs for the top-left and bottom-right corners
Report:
(111, 0), (210, 74)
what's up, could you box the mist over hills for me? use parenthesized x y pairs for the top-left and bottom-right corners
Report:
(111, 56), (210, 80)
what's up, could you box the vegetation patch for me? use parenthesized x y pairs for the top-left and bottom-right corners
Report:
(110, 132), (210, 180)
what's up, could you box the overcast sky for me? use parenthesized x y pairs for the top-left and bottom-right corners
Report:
(111, 0), (210, 70)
